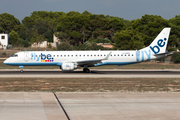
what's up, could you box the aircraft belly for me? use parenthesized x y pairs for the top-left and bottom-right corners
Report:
(5, 62), (58, 66)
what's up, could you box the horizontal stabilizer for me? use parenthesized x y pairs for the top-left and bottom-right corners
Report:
(154, 51), (174, 56)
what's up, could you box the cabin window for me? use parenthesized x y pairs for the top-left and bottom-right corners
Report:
(1, 36), (5, 39)
(94, 55), (96, 56)
(84, 55), (85, 57)
(11, 54), (18, 57)
(57, 55), (59, 57)
(111, 55), (112, 56)
(114, 54), (116, 56)
(98, 55), (99, 56)
(118, 54), (119, 56)
(104, 54), (106, 56)
(64, 55), (66, 57)
(132, 54), (134, 56)
(68, 55), (69, 57)
(71, 55), (73, 57)
(128, 54), (130, 56)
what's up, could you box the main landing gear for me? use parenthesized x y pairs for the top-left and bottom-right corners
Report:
(83, 68), (90, 73)
(19, 66), (24, 73)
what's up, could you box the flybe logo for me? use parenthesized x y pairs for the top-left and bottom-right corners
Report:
(31, 53), (54, 62)
(150, 38), (167, 54)
(136, 50), (151, 62)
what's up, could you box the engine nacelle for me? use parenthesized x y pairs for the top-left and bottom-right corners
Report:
(61, 63), (77, 71)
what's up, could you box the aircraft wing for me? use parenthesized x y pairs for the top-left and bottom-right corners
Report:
(65, 52), (112, 67)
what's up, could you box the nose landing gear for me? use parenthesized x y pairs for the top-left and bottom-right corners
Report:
(19, 66), (24, 73)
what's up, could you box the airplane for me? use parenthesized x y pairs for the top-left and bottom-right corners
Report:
(4, 28), (172, 73)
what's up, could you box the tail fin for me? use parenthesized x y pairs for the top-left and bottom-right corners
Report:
(141, 28), (171, 54)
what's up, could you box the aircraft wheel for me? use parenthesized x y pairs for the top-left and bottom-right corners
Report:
(83, 68), (90, 73)
(19, 66), (24, 73)
(20, 68), (24, 73)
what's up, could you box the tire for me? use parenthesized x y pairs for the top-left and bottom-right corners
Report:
(83, 68), (90, 73)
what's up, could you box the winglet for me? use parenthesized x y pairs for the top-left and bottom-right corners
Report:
(101, 52), (112, 60)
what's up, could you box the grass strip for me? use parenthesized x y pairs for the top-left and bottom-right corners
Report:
(0, 78), (180, 92)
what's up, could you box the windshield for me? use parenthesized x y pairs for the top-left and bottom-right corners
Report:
(11, 54), (18, 57)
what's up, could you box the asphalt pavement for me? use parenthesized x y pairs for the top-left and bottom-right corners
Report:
(0, 92), (180, 120)
(0, 69), (180, 78)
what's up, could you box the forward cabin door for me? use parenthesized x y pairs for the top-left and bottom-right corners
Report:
(24, 52), (29, 62)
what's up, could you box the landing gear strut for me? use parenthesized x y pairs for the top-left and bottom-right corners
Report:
(19, 66), (24, 73)
(83, 68), (90, 73)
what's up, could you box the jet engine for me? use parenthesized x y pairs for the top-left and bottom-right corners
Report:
(61, 63), (77, 71)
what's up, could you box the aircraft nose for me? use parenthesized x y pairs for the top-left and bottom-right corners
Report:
(3, 59), (9, 64)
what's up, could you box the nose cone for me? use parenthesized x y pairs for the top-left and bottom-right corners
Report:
(3, 59), (9, 64)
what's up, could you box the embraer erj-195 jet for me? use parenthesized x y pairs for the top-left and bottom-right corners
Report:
(4, 28), (171, 73)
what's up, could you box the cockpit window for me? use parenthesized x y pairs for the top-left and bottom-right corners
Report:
(11, 54), (18, 57)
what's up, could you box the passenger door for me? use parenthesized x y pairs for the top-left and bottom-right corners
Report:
(24, 52), (29, 62)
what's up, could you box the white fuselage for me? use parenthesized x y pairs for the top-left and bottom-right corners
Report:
(4, 50), (158, 67)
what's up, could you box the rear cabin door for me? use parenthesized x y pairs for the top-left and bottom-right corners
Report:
(24, 52), (29, 62)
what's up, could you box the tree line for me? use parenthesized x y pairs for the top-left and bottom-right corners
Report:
(0, 11), (180, 50)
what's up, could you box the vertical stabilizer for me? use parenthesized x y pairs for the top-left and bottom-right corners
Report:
(141, 28), (171, 54)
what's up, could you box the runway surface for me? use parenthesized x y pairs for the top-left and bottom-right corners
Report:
(0, 69), (180, 78)
(0, 92), (180, 120)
